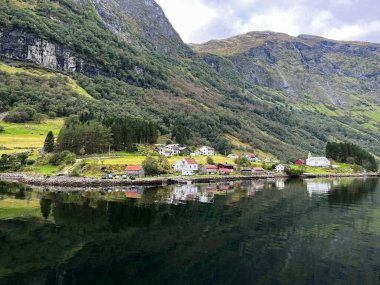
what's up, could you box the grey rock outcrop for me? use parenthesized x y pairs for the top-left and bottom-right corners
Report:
(0, 27), (106, 76)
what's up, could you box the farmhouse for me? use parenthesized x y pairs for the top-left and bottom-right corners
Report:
(199, 146), (215, 156)
(219, 168), (233, 175)
(240, 167), (253, 175)
(306, 152), (331, 167)
(201, 164), (218, 175)
(245, 152), (259, 162)
(227, 154), (238, 159)
(174, 158), (198, 176)
(217, 163), (234, 170)
(253, 167), (266, 174)
(294, 159), (305, 165)
(275, 164), (285, 172)
(125, 166), (145, 178)
(158, 144), (187, 157)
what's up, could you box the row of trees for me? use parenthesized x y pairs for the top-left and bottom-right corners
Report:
(326, 142), (378, 172)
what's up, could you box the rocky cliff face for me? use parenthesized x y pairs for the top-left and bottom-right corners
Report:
(193, 32), (380, 108)
(92, 0), (190, 55)
(0, 27), (106, 76)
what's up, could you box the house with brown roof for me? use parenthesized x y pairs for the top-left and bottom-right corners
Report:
(245, 152), (259, 162)
(200, 164), (218, 175)
(174, 158), (199, 176)
(125, 166), (145, 178)
(253, 167), (266, 174)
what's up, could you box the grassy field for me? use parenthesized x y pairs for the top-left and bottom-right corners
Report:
(86, 154), (235, 167)
(0, 118), (64, 155)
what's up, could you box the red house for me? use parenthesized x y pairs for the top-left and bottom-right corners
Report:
(217, 163), (234, 170)
(294, 159), (305, 165)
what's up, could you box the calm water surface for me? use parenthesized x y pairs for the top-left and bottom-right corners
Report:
(0, 178), (379, 285)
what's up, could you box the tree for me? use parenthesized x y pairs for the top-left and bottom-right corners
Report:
(206, 156), (215, 165)
(142, 156), (160, 176)
(44, 131), (55, 153)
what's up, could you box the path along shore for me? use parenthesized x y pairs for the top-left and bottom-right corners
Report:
(0, 172), (378, 188)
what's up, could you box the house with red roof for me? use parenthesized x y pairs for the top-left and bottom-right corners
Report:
(245, 152), (259, 162)
(174, 158), (199, 176)
(125, 165), (145, 177)
(253, 167), (266, 174)
(200, 164), (218, 175)
(294, 159), (305, 165)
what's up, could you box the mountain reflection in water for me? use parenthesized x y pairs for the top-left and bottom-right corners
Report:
(0, 178), (379, 285)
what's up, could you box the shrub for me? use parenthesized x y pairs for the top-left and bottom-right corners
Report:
(49, 151), (76, 166)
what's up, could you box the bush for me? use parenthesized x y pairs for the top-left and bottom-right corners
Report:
(0, 126), (4, 133)
(285, 168), (304, 177)
(4, 106), (36, 123)
(49, 151), (76, 166)
(206, 156), (215, 165)
(142, 156), (160, 176)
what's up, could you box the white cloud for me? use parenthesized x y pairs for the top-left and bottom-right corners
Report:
(324, 21), (380, 41)
(156, 0), (217, 42)
(311, 10), (333, 29)
(155, 0), (380, 43)
(239, 7), (302, 36)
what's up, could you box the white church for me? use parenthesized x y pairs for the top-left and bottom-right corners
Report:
(305, 152), (331, 167)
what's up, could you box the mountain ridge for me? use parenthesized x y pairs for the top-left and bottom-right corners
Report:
(0, 0), (380, 160)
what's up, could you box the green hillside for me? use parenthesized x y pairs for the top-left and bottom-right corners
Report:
(0, 0), (380, 160)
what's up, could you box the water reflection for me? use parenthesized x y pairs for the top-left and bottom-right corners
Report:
(305, 180), (332, 196)
(0, 178), (379, 285)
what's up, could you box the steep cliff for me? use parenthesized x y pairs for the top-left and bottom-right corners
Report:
(192, 31), (380, 108)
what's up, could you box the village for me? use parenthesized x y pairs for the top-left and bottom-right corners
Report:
(103, 143), (338, 180)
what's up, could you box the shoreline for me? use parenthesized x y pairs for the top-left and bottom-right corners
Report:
(0, 172), (378, 188)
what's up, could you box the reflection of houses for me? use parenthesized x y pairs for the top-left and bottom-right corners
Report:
(275, 179), (285, 190)
(168, 185), (214, 204)
(200, 164), (218, 175)
(124, 187), (145, 199)
(306, 152), (331, 167)
(251, 180), (265, 190)
(306, 180), (332, 196)
(125, 166), (145, 177)
(174, 158), (198, 176)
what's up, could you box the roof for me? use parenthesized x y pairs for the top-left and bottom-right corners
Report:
(246, 152), (257, 157)
(254, 167), (265, 171)
(219, 163), (234, 167)
(203, 164), (217, 169)
(219, 168), (233, 172)
(125, 166), (143, 171)
(185, 158), (198, 165)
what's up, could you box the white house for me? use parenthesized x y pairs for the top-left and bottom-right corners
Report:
(245, 152), (259, 162)
(306, 152), (331, 167)
(227, 154), (238, 159)
(174, 158), (199, 176)
(159, 144), (187, 157)
(275, 164), (285, 172)
(199, 146), (215, 156)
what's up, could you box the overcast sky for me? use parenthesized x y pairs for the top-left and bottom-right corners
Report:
(156, 0), (380, 44)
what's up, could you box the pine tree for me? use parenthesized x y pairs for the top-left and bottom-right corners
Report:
(44, 131), (55, 153)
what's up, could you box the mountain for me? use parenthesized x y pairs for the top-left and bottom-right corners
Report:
(0, 0), (380, 160)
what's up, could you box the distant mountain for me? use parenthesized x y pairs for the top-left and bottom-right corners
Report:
(0, 0), (380, 160)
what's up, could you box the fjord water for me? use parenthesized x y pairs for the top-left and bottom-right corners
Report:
(0, 178), (379, 285)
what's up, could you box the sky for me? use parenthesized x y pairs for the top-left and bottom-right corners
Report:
(155, 0), (380, 44)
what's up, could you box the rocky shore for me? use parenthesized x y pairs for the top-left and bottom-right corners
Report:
(0, 172), (378, 188)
